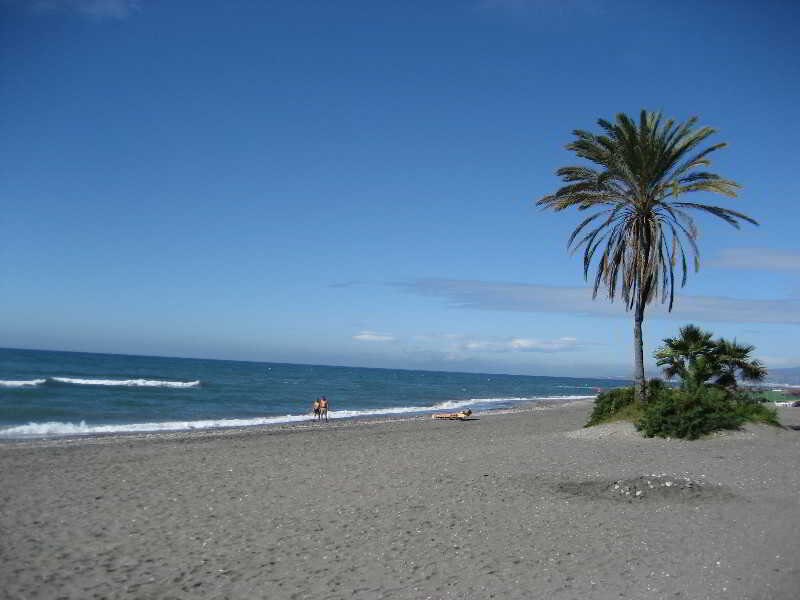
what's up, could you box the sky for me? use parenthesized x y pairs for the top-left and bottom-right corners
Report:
(1, 0), (799, 377)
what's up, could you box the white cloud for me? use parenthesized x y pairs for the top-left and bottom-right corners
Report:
(412, 332), (580, 354)
(25, 0), (139, 20)
(402, 278), (800, 325)
(710, 248), (800, 271)
(510, 336), (577, 351)
(461, 336), (579, 353)
(352, 331), (395, 342)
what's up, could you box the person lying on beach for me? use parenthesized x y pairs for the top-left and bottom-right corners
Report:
(319, 396), (329, 422)
(432, 408), (472, 420)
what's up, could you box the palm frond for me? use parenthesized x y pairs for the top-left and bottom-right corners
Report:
(537, 110), (757, 312)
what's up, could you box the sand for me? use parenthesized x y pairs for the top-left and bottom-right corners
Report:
(1, 402), (799, 599)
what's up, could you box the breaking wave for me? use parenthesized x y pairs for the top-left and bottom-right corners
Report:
(0, 379), (47, 388)
(50, 377), (201, 388)
(1, 377), (200, 389)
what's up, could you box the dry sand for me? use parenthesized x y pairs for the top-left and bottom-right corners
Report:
(1, 402), (799, 599)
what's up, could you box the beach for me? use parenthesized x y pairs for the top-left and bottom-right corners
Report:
(1, 401), (798, 599)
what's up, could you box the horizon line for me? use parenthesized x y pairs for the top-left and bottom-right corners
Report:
(0, 345), (635, 381)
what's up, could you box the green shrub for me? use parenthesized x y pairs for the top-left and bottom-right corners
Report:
(637, 386), (780, 439)
(638, 386), (740, 439)
(730, 395), (780, 426)
(585, 380), (672, 427)
(586, 387), (637, 426)
(586, 381), (781, 439)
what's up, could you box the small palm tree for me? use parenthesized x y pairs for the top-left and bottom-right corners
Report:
(714, 338), (767, 390)
(654, 326), (768, 392)
(654, 324), (717, 391)
(538, 110), (758, 400)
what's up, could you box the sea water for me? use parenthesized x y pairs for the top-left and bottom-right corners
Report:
(0, 348), (625, 439)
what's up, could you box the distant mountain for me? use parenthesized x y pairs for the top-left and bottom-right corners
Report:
(765, 367), (800, 385)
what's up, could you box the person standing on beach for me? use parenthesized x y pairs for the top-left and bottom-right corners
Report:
(319, 396), (329, 422)
(312, 398), (321, 420)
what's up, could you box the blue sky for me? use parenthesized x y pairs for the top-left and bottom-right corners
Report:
(1, 0), (799, 377)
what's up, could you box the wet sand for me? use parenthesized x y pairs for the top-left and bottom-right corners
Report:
(1, 402), (799, 599)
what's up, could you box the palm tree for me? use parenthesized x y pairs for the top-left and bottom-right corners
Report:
(654, 324), (718, 391)
(714, 338), (767, 390)
(538, 110), (758, 400)
(654, 327), (768, 392)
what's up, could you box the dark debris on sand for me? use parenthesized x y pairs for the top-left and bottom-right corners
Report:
(557, 474), (734, 503)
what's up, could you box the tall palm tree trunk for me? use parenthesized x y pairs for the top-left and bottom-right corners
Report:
(633, 295), (646, 402)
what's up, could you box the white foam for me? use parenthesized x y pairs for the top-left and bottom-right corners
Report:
(321, 395), (594, 419)
(0, 394), (597, 439)
(430, 394), (594, 410)
(50, 377), (200, 388)
(0, 379), (46, 388)
(430, 396), (529, 411)
(0, 415), (311, 437)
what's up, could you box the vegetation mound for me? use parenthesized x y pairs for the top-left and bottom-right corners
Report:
(586, 325), (779, 440)
(588, 385), (779, 440)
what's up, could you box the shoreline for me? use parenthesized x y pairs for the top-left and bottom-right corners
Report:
(0, 396), (596, 449)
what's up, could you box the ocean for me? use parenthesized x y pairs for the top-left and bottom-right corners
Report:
(0, 348), (623, 439)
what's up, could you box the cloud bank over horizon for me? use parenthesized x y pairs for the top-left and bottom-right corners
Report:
(401, 278), (800, 325)
(710, 247), (800, 271)
(413, 333), (581, 354)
